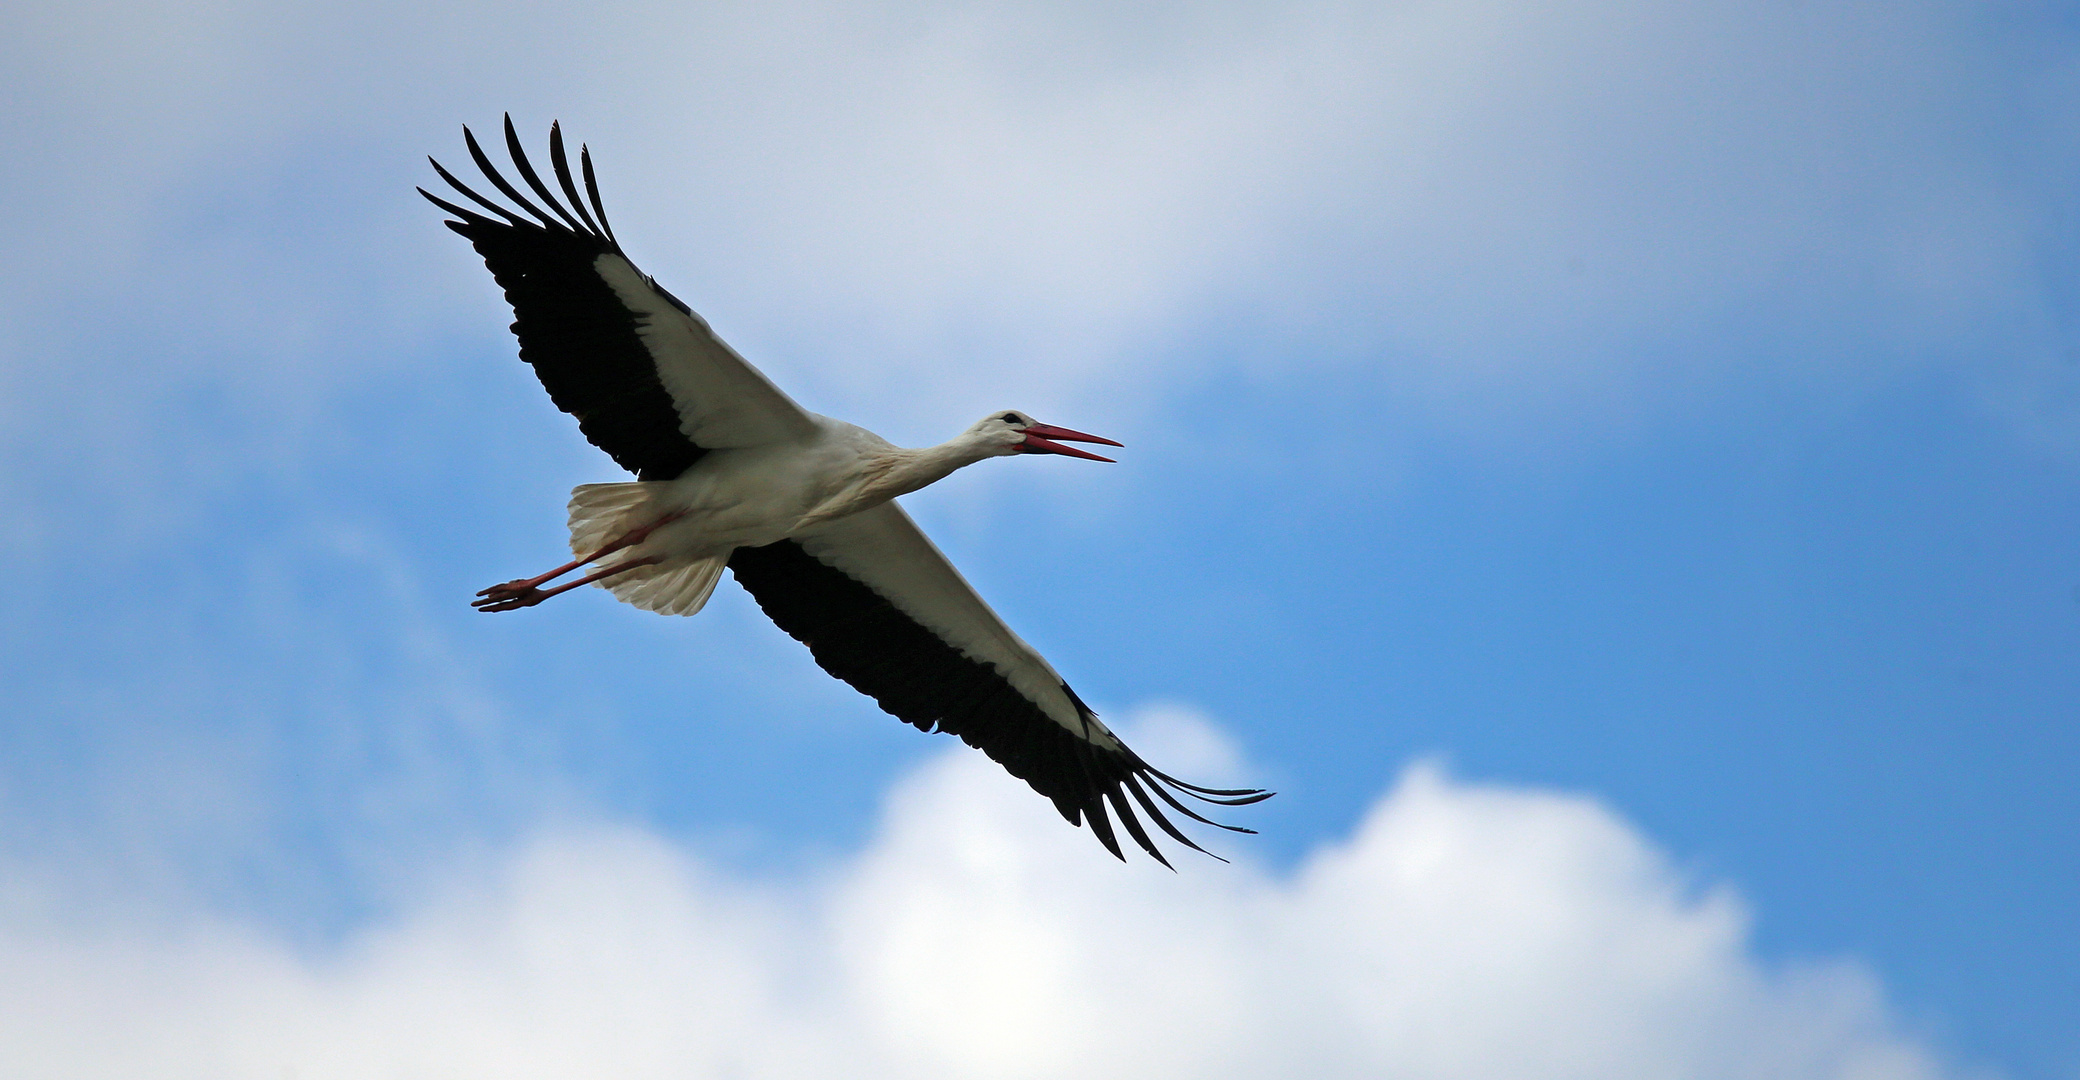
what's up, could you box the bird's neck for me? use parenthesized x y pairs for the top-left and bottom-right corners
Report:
(877, 437), (997, 499)
(894, 436), (998, 497)
(796, 433), (997, 530)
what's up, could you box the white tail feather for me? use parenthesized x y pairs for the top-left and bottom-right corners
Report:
(566, 482), (725, 617)
(568, 482), (661, 555)
(600, 555), (728, 616)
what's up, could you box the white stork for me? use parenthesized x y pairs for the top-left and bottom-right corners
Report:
(421, 117), (1269, 865)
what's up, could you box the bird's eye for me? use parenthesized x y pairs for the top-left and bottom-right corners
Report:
(1000, 412), (1022, 424)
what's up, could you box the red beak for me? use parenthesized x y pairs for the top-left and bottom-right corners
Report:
(1018, 423), (1122, 463)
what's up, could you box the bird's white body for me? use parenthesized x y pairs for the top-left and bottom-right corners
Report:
(567, 415), (1026, 617)
(625, 418), (1005, 560)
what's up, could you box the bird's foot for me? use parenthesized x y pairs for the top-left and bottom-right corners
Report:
(473, 580), (548, 612)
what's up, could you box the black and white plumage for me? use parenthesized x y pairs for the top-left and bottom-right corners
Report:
(422, 117), (1269, 865)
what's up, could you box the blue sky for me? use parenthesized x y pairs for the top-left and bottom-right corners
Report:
(1, 1), (2075, 1077)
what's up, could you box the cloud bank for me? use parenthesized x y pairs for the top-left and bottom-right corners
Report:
(0, 715), (1951, 1080)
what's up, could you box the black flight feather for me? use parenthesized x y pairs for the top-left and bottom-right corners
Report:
(548, 123), (606, 237)
(726, 537), (1268, 865)
(424, 122), (704, 481)
(503, 114), (588, 234)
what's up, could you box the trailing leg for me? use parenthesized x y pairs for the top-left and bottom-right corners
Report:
(472, 509), (683, 609)
(473, 553), (665, 612)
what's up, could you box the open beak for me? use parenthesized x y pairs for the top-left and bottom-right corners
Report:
(1018, 423), (1123, 463)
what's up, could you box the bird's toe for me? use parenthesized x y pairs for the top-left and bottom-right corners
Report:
(471, 584), (546, 612)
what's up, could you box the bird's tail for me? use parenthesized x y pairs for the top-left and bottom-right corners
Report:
(568, 482), (663, 555)
(599, 553), (728, 616)
(567, 482), (726, 617)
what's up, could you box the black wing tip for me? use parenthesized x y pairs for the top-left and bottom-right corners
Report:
(548, 121), (607, 237)
(1053, 681), (1269, 864)
(1084, 793), (1128, 862)
(1106, 788), (1175, 870)
(1062, 775), (1241, 868)
(503, 113), (588, 233)
(579, 141), (618, 246)
(424, 116), (617, 250)
(1063, 747), (1266, 867)
(1146, 766), (1277, 805)
(418, 185), (492, 227)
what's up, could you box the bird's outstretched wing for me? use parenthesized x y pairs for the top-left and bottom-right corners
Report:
(421, 116), (816, 480)
(728, 503), (1272, 866)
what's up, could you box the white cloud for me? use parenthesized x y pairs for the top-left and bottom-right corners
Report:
(0, 712), (1955, 1080)
(0, 0), (2059, 612)
(1, 0), (2058, 439)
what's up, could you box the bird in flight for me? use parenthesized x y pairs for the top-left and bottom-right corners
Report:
(421, 117), (1269, 865)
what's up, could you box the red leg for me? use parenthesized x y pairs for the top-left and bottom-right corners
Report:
(474, 511), (685, 608)
(473, 554), (665, 613)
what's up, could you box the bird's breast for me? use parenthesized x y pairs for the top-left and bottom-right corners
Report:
(642, 439), (898, 553)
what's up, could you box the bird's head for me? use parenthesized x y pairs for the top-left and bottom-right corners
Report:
(971, 410), (1122, 462)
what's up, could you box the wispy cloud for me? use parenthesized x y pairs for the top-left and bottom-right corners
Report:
(0, 713), (1954, 1080)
